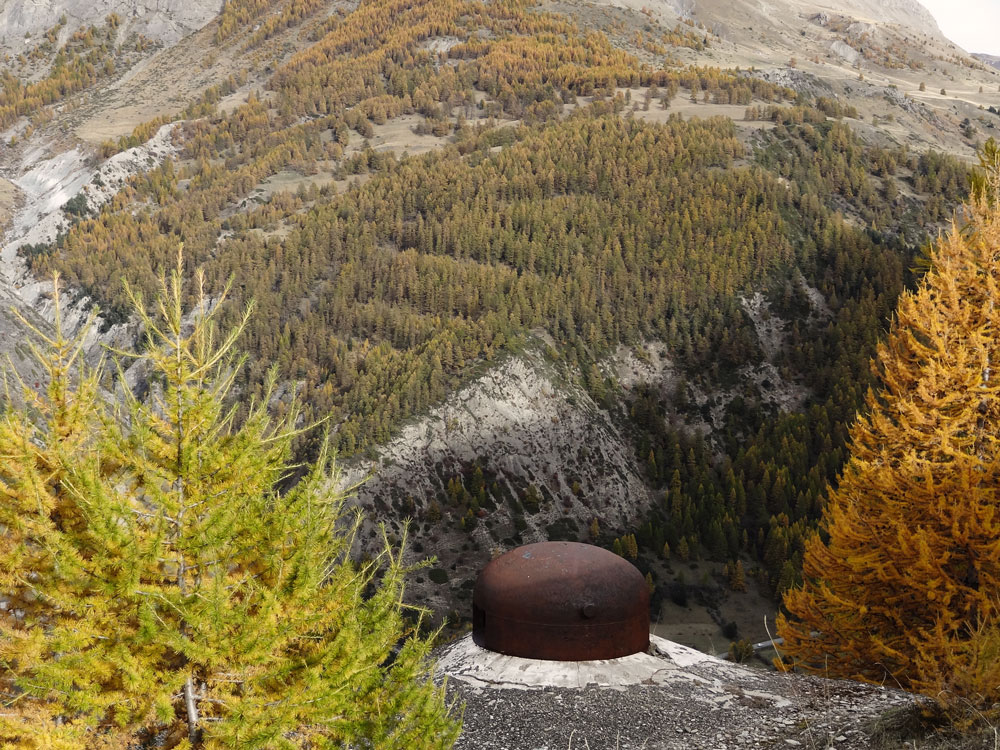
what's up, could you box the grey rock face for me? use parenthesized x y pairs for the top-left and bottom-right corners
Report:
(0, 0), (221, 51)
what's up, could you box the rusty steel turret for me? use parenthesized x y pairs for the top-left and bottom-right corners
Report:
(472, 541), (650, 661)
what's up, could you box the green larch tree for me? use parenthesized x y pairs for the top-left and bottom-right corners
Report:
(0, 285), (116, 748)
(0, 264), (460, 749)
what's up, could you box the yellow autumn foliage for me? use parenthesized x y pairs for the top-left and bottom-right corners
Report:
(778, 141), (1000, 724)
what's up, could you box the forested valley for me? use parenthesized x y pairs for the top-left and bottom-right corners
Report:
(12, 0), (973, 615)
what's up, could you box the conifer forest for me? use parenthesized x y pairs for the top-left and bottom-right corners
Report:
(27, 0), (970, 596)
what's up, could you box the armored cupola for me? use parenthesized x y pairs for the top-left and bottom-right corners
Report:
(472, 541), (649, 661)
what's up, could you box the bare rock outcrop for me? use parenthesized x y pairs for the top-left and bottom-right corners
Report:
(0, 0), (220, 53)
(345, 344), (654, 619)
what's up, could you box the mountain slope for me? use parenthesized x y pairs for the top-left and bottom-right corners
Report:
(0, 0), (996, 643)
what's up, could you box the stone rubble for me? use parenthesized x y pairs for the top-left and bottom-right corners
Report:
(439, 634), (918, 750)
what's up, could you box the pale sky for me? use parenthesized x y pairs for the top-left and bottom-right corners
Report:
(918, 0), (1000, 56)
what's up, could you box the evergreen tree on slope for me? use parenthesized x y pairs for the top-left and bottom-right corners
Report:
(0, 263), (460, 749)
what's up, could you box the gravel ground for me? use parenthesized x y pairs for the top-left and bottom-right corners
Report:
(440, 635), (917, 750)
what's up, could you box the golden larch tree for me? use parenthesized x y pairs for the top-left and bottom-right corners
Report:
(779, 142), (1000, 716)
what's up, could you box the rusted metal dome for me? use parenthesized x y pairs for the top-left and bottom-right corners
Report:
(472, 541), (650, 661)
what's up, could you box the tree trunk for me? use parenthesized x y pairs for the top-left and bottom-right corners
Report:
(184, 673), (199, 746)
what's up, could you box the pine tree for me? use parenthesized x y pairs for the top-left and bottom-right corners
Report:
(728, 560), (746, 592)
(676, 537), (690, 561)
(0, 264), (460, 748)
(624, 533), (639, 560)
(778, 152), (1000, 718)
